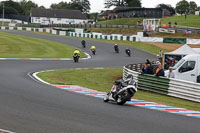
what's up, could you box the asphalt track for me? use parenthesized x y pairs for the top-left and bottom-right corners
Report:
(0, 30), (200, 133)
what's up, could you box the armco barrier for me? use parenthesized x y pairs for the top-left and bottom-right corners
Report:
(123, 65), (200, 102)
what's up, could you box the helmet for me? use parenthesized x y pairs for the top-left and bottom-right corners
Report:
(125, 74), (134, 85)
(115, 44), (118, 45)
(126, 74), (133, 80)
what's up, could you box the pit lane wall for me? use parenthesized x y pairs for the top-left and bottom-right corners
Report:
(1, 26), (200, 45)
(123, 65), (200, 103)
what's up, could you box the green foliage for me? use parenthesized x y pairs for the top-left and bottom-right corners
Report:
(0, 0), (22, 14)
(156, 4), (175, 16)
(189, 1), (198, 14)
(104, 0), (141, 8)
(0, 0), (38, 15)
(175, 0), (189, 14)
(125, 0), (141, 7)
(20, 0), (38, 15)
(50, 0), (91, 14)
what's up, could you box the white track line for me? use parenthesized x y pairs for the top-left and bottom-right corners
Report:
(0, 129), (16, 133)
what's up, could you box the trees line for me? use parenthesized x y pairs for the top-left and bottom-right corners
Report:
(0, 0), (199, 18)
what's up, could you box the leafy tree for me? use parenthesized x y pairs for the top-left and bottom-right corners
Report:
(156, 4), (175, 16)
(50, 2), (71, 9)
(70, 0), (90, 14)
(104, 0), (125, 8)
(197, 7), (200, 11)
(51, 0), (91, 14)
(175, 0), (189, 14)
(24, 1), (38, 15)
(0, 0), (23, 15)
(39, 6), (45, 9)
(189, 1), (197, 14)
(104, 0), (141, 8)
(125, 0), (141, 7)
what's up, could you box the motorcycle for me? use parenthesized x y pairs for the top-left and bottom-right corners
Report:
(125, 49), (131, 57)
(91, 49), (96, 55)
(114, 45), (119, 53)
(81, 40), (86, 48)
(73, 53), (79, 63)
(103, 74), (137, 105)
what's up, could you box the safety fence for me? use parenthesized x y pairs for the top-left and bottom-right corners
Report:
(123, 65), (200, 103)
(0, 26), (200, 45)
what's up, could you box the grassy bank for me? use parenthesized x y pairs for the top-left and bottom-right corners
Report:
(161, 15), (200, 28)
(0, 32), (86, 58)
(97, 18), (143, 25)
(88, 28), (142, 35)
(97, 15), (200, 28)
(37, 68), (200, 111)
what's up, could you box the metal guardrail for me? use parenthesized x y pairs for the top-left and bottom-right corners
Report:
(124, 65), (200, 102)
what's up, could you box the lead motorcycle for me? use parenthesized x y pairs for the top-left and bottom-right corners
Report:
(103, 74), (137, 105)
(73, 53), (79, 63)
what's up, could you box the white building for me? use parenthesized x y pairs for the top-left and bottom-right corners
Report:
(30, 8), (88, 25)
(195, 11), (200, 15)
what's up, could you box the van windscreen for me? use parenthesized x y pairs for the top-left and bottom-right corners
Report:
(173, 59), (185, 70)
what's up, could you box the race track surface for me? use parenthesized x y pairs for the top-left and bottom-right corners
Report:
(0, 30), (199, 133)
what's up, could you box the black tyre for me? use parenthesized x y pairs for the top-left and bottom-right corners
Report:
(117, 92), (130, 105)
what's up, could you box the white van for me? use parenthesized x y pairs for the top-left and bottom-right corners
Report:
(165, 54), (200, 83)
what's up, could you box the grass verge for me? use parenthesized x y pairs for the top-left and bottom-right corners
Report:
(97, 18), (143, 25)
(37, 68), (200, 111)
(0, 32), (86, 58)
(88, 28), (142, 35)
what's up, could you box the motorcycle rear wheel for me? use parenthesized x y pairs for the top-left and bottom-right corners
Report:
(117, 92), (130, 105)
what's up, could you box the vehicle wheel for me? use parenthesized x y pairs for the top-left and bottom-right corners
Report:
(117, 92), (130, 105)
(117, 97), (126, 105)
(103, 94), (109, 102)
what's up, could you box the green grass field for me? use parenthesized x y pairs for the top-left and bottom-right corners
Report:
(88, 28), (142, 35)
(97, 15), (200, 28)
(0, 32), (86, 58)
(37, 68), (200, 111)
(98, 18), (143, 25)
(161, 15), (200, 28)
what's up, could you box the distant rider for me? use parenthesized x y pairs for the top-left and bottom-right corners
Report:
(81, 40), (86, 48)
(90, 45), (96, 50)
(125, 48), (131, 56)
(90, 45), (96, 55)
(73, 49), (80, 57)
(114, 44), (119, 53)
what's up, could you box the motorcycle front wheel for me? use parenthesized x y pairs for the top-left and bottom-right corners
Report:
(103, 93), (109, 102)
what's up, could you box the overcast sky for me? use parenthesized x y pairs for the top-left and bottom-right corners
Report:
(7, 0), (200, 13)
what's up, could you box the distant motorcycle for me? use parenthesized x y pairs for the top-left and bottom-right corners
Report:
(125, 48), (131, 57)
(114, 45), (119, 53)
(91, 49), (96, 55)
(73, 53), (79, 63)
(103, 74), (137, 105)
(81, 40), (86, 48)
